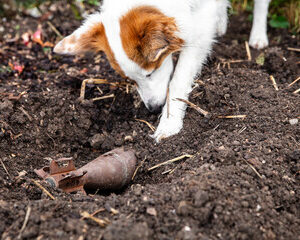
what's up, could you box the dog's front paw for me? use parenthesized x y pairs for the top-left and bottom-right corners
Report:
(249, 33), (269, 49)
(151, 116), (183, 143)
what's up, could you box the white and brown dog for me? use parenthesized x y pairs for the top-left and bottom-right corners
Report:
(54, 0), (270, 142)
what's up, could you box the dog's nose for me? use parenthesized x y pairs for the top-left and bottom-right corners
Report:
(147, 104), (162, 113)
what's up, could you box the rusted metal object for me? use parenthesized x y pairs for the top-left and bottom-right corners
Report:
(34, 148), (137, 194)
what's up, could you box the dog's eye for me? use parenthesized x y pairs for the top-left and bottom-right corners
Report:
(146, 69), (155, 78)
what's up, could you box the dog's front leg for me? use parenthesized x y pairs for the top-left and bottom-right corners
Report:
(152, 47), (209, 142)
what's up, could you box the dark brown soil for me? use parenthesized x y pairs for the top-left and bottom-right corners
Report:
(0, 4), (299, 240)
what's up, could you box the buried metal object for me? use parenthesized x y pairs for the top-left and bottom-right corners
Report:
(34, 148), (137, 194)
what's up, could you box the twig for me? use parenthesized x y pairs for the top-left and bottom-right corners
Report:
(243, 159), (262, 179)
(218, 115), (247, 119)
(0, 159), (11, 179)
(176, 98), (210, 118)
(92, 94), (115, 102)
(32, 179), (55, 200)
(238, 126), (247, 134)
(132, 157), (147, 181)
(19, 107), (33, 121)
(245, 41), (252, 61)
(80, 78), (127, 100)
(47, 21), (63, 39)
(287, 47), (300, 52)
(270, 75), (279, 91)
(162, 169), (172, 175)
(80, 208), (105, 220)
(135, 119), (156, 132)
(293, 88), (300, 94)
(18, 205), (32, 239)
(222, 59), (248, 63)
(80, 211), (110, 227)
(219, 59), (249, 69)
(288, 77), (300, 88)
(148, 154), (193, 171)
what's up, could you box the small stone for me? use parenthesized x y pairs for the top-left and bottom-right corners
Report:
(176, 226), (196, 240)
(89, 134), (105, 149)
(146, 207), (157, 216)
(241, 201), (249, 208)
(124, 135), (134, 142)
(289, 119), (298, 125)
(232, 141), (240, 146)
(132, 184), (143, 195)
(194, 190), (209, 207)
(177, 201), (193, 216)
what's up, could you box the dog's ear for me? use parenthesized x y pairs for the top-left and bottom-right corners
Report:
(142, 30), (171, 63)
(120, 6), (184, 68)
(54, 14), (106, 55)
(140, 18), (184, 63)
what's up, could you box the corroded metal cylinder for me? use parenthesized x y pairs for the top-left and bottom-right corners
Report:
(76, 148), (137, 191)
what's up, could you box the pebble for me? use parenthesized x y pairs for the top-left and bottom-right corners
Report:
(89, 133), (105, 149)
(177, 201), (193, 216)
(194, 190), (209, 207)
(289, 119), (298, 125)
(146, 207), (157, 216)
(241, 201), (249, 208)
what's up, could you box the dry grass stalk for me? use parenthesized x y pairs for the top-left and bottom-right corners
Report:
(81, 211), (110, 227)
(288, 76), (300, 87)
(135, 119), (156, 132)
(293, 88), (300, 94)
(0, 159), (11, 179)
(32, 179), (55, 200)
(243, 160), (262, 179)
(80, 78), (127, 100)
(218, 115), (247, 119)
(47, 21), (63, 39)
(92, 94), (115, 102)
(80, 208), (105, 220)
(18, 206), (32, 239)
(219, 59), (249, 69)
(287, 47), (300, 52)
(162, 169), (172, 175)
(176, 98), (210, 118)
(19, 107), (33, 121)
(270, 75), (279, 91)
(132, 157), (147, 181)
(245, 41), (252, 61)
(148, 154), (193, 171)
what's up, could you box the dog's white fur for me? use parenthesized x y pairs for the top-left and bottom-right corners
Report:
(54, 0), (271, 142)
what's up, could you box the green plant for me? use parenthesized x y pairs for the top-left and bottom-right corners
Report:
(231, 0), (299, 33)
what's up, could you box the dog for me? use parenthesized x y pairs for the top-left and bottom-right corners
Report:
(54, 0), (271, 142)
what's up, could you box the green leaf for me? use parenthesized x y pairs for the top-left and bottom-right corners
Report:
(269, 15), (290, 29)
(255, 53), (265, 66)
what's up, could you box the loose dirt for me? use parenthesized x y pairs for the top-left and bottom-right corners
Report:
(0, 4), (299, 240)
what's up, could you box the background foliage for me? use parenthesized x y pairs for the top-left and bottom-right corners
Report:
(231, 0), (300, 33)
(0, 0), (299, 33)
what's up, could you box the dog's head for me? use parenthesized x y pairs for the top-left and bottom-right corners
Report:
(54, 6), (183, 112)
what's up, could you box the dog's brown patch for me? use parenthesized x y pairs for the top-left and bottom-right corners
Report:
(120, 6), (184, 71)
(55, 23), (125, 77)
